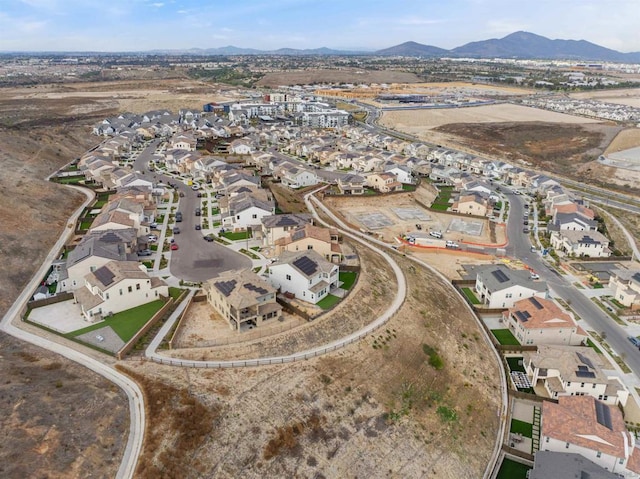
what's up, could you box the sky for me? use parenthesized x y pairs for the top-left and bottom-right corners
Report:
(1, 0), (639, 53)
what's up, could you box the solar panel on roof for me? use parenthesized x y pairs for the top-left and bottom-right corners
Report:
(94, 266), (115, 286)
(215, 280), (237, 297)
(529, 297), (544, 310)
(491, 269), (510, 283)
(632, 272), (640, 283)
(576, 352), (595, 370)
(515, 311), (531, 322)
(293, 255), (318, 276)
(244, 283), (268, 295)
(595, 400), (613, 430)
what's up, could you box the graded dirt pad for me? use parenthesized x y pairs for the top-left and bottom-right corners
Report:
(604, 128), (640, 155)
(434, 122), (620, 175)
(123, 253), (501, 479)
(570, 87), (640, 108)
(0, 335), (127, 479)
(255, 68), (422, 87)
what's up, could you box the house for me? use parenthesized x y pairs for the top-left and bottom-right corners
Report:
(267, 250), (339, 304)
(279, 164), (319, 189)
(170, 132), (197, 151)
(365, 172), (403, 193)
(550, 212), (598, 232)
(609, 269), (640, 309)
(74, 260), (168, 322)
(451, 192), (490, 216)
(261, 213), (313, 246)
(274, 224), (342, 262)
(550, 230), (611, 258)
(540, 396), (640, 477)
(529, 451), (623, 479)
(228, 138), (253, 155)
(522, 345), (629, 406)
(222, 193), (275, 231)
(337, 174), (365, 195)
(503, 296), (587, 346)
(59, 229), (138, 291)
(474, 265), (547, 309)
(204, 269), (282, 332)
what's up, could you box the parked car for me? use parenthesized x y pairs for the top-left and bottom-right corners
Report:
(173, 227), (180, 234)
(530, 272), (540, 280)
(170, 243), (179, 250)
(149, 222), (158, 229)
(204, 235), (214, 242)
(197, 192), (202, 198)
(523, 227), (530, 233)
(415, 224), (422, 230)
(628, 336), (640, 347)
(195, 224), (201, 230)
(445, 240), (460, 249)
(147, 235), (158, 242)
(191, 184), (200, 191)
(195, 207), (201, 216)
(138, 249), (152, 256)
(175, 212), (183, 222)
(179, 191), (185, 197)
(523, 220), (529, 225)
(429, 231), (443, 239)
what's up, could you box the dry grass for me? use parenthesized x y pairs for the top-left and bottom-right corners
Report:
(255, 69), (422, 87)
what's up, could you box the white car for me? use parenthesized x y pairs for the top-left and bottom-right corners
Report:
(445, 240), (460, 249)
(147, 235), (158, 242)
(429, 231), (443, 239)
(530, 273), (540, 280)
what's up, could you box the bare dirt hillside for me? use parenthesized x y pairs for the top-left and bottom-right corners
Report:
(122, 254), (501, 479)
(0, 88), (129, 476)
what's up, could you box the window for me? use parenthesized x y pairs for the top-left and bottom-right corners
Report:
(596, 451), (602, 458)
(286, 274), (291, 281)
(307, 245), (313, 250)
(105, 293), (109, 300)
(136, 283), (141, 290)
(128, 286), (132, 293)
(119, 289), (123, 296)
(592, 384), (596, 389)
(505, 293), (513, 298)
(565, 442), (570, 449)
(580, 383), (585, 388)
(252, 214), (257, 219)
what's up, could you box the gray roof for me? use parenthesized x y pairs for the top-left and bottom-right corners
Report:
(271, 250), (336, 279)
(476, 264), (547, 293)
(261, 213), (312, 229)
(66, 235), (129, 269)
(528, 451), (619, 479)
(554, 212), (597, 229)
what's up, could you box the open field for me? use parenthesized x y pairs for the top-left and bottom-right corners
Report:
(255, 68), (422, 87)
(570, 87), (640, 107)
(122, 253), (501, 479)
(605, 128), (640, 155)
(379, 103), (600, 132)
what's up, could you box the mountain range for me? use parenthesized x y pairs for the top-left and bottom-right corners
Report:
(176, 32), (640, 63)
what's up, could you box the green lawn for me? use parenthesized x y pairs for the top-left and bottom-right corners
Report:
(339, 271), (358, 290)
(55, 176), (85, 184)
(317, 294), (341, 310)
(430, 202), (450, 211)
(497, 458), (531, 479)
(491, 329), (520, 346)
(93, 200), (107, 208)
(169, 287), (184, 301)
(461, 287), (481, 304)
(222, 230), (250, 241)
(510, 419), (533, 438)
(67, 300), (165, 342)
(506, 357), (525, 373)
(402, 184), (416, 191)
(79, 218), (94, 230)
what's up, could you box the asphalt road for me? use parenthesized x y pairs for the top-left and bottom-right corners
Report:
(133, 140), (250, 282)
(503, 186), (640, 378)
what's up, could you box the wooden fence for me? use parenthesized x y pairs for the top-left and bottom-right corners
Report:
(168, 292), (197, 350)
(117, 297), (174, 360)
(27, 292), (74, 310)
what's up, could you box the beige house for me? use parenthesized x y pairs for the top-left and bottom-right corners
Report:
(365, 172), (402, 193)
(274, 224), (342, 262)
(503, 296), (587, 346)
(74, 260), (168, 322)
(205, 269), (282, 332)
(337, 174), (365, 195)
(609, 269), (640, 309)
(451, 192), (490, 216)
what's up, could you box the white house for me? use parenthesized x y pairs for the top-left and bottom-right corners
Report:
(609, 269), (640, 309)
(73, 260), (168, 322)
(550, 230), (611, 258)
(222, 195), (275, 231)
(540, 396), (640, 477)
(522, 345), (630, 406)
(474, 265), (547, 309)
(504, 296), (587, 346)
(267, 250), (339, 304)
(280, 164), (319, 189)
(384, 164), (414, 184)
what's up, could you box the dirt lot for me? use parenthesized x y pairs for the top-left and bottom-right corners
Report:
(0, 334), (127, 479)
(321, 187), (505, 246)
(379, 103), (600, 132)
(122, 252), (501, 479)
(570, 87), (640, 107)
(256, 68), (422, 87)
(605, 128), (640, 155)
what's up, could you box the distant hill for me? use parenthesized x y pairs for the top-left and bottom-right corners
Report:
(449, 31), (640, 62)
(374, 41), (448, 57)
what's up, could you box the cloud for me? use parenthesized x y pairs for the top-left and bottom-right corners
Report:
(150, 2), (164, 7)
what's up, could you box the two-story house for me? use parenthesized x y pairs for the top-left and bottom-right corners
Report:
(267, 250), (339, 304)
(522, 345), (629, 406)
(475, 265), (547, 309)
(73, 260), (168, 322)
(205, 269), (282, 332)
(550, 230), (611, 258)
(609, 269), (640, 309)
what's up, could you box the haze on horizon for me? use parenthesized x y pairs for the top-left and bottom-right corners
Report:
(1, 0), (639, 53)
